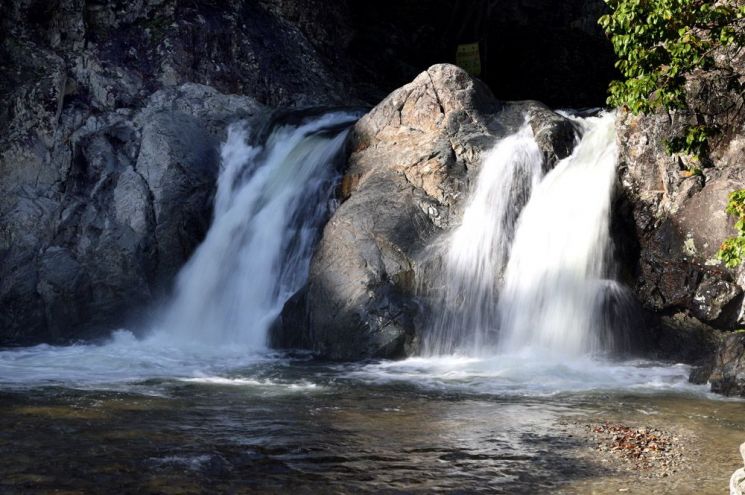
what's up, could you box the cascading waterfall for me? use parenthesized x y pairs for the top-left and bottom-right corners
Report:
(149, 111), (359, 350)
(0, 110), (360, 386)
(0, 108), (693, 399)
(497, 111), (628, 357)
(423, 123), (544, 355)
(425, 111), (628, 358)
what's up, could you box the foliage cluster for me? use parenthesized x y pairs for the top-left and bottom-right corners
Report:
(600, 1), (745, 266)
(599, 0), (744, 156)
(718, 190), (745, 268)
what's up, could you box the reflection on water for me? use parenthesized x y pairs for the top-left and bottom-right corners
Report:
(0, 352), (743, 494)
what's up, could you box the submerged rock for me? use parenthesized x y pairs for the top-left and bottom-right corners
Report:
(276, 64), (577, 360)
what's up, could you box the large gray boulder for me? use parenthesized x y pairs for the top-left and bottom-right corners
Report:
(276, 64), (576, 360)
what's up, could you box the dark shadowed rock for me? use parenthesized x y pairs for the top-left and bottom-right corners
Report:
(691, 276), (743, 323)
(618, 113), (745, 328)
(646, 312), (723, 365)
(709, 332), (745, 397)
(528, 106), (578, 170)
(135, 111), (219, 285)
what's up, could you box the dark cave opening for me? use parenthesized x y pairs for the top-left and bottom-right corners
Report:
(345, 0), (617, 108)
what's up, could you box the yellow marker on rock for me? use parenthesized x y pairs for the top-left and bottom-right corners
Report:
(456, 42), (481, 76)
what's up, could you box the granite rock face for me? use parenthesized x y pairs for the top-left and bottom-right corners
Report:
(0, 0), (367, 344)
(614, 43), (745, 395)
(276, 64), (577, 360)
(1, 0), (357, 109)
(617, 111), (745, 332)
(0, 83), (261, 344)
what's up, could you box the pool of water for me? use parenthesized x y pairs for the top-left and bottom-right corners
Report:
(0, 338), (743, 494)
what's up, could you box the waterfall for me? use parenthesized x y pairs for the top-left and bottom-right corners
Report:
(425, 111), (628, 358)
(423, 123), (544, 355)
(497, 111), (626, 357)
(149, 111), (359, 350)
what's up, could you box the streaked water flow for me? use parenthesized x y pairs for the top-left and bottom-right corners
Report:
(498, 111), (630, 356)
(423, 123), (544, 355)
(424, 111), (632, 359)
(0, 111), (359, 385)
(149, 111), (358, 349)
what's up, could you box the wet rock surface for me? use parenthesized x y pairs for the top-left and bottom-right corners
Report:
(614, 45), (745, 395)
(277, 64), (577, 360)
(646, 312), (723, 367)
(709, 332), (745, 397)
(616, 110), (745, 329)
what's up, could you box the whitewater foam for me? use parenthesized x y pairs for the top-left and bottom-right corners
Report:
(422, 122), (544, 355)
(0, 111), (359, 390)
(150, 111), (359, 349)
(498, 111), (626, 356)
(344, 354), (711, 398)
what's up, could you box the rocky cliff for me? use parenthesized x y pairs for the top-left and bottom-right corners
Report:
(615, 43), (745, 393)
(0, 0), (614, 345)
(0, 0), (352, 344)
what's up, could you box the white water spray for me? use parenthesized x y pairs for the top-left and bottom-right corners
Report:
(425, 111), (628, 358)
(423, 124), (544, 355)
(0, 111), (359, 387)
(357, 110), (683, 395)
(149, 111), (358, 350)
(497, 112), (624, 357)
